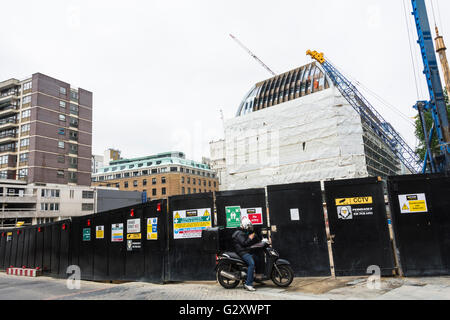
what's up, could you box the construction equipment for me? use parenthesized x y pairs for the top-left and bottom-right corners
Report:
(307, 0), (450, 175)
(229, 34), (277, 76)
(411, 0), (450, 174)
(435, 26), (450, 94)
(306, 50), (422, 174)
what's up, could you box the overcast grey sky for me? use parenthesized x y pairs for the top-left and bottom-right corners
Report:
(1, 0), (449, 161)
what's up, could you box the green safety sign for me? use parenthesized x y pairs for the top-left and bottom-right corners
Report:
(82, 228), (91, 241)
(226, 206), (241, 228)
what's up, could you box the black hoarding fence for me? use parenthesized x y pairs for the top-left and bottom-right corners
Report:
(0, 230), (6, 270)
(143, 200), (168, 283)
(77, 214), (95, 280)
(123, 205), (145, 281)
(215, 188), (268, 252)
(325, 177), (396, 276)
(42, 224), (53, 274)
(267, 182), (331, 277)
(50, 222), (61, 277)
(167, 193), (216, 281)
(93, 213), (109, 281)
(27, 227), (37, 269)
(58, 221), (71, 277)
(387, 174), (450, 276)
(107, 208), (126, 281)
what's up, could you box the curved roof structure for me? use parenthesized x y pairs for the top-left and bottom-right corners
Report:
(236, 62), (331, 117)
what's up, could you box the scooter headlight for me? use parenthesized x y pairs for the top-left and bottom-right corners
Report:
(268, 248), (279, 257)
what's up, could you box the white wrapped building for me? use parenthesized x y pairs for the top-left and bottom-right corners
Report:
(210, 62), (402, 191)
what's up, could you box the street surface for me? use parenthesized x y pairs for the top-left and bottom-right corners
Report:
(0, 272), (449, 300)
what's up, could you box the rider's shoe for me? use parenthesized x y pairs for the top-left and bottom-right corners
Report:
(243, 284), (256, 291)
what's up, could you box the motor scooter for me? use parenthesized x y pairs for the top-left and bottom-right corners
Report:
(215, 239), (294, 289)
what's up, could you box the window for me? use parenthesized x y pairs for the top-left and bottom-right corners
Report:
(20, 138), (30, 148)
(162, 187), (166, 195)
(124, 181), (129, 188)
(187, 177), (190, 184)
(181, 176), (185, 183)
(57, 155), (65, 163)
(58, 141), (65, 149)
(70, 91), (78, 101)
(69, 144), (77, 154)
(69, 130), (78, 141)
(188, 188), (191, 194)
(0, 155), (8, 165)
(21, 124), (30, 133)
(124, 172), (130, 177)
(152, 178), (156, 185)
(161, 177), (166, 184)
(58, 128), (65, 135)
(151, 169), (157, 174)
(69, 171), (77, 182)
(182, 187), (185, 194)
(193, 178), (196, 185)
(59, 114), (66, 122)
(23, 82), (32, 91)
(209, 181), (211, 187)
(133, 180), (138, 187)
(57, 170), (64, 177)
(22, 96), (32, 105)
(193, 188), (196, 193)
(82, 191), (94, 199)
(69, 117), (78, 127)
(40, 203), (60, 211)
(41, 189), (60, 198)
(69, 190), (74, 198)
(152, 188), (157, 196)
(170, 167), (177, 172)
(21, 110), (31, 119)
(143, 179), (147, 186)
(18, 168), (28, 178)
(69, 104), (78, 115)
(69, 157), (77, 168)
(19, 153), (28, 163)
(82, 203), (94, 211)
(60, 87), (67, 95)
(59, 101), (66, 109)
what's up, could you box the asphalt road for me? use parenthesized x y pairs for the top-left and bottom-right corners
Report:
(0, 272), (450, 300)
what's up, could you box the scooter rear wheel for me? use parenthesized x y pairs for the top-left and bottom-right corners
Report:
(271, 264), (294, 287)
(216, 262), (241, 289)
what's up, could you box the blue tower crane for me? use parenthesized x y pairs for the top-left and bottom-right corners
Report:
(411, 0), (450, 174)
(306, 50), (422, 174)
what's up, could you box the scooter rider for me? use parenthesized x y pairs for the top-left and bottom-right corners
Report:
(232, 216), (263, 292)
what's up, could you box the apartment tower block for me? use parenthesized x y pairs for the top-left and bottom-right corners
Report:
(0, 73), (92, 185)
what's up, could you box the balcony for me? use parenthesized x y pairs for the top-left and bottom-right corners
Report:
(0, 194), (36, 204)
(0, 132), (18, 144)
(0, 118), (18, 130)
(0, 105), (19, 117)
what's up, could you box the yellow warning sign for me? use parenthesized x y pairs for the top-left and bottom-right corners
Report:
(402, 204), (409, 211)
(335, 197), (373, 206)
(127, 233), (142, 240)
(409, 201), (427, 212)
(204, 210), (210, 216)
(174, 213), (181, 219)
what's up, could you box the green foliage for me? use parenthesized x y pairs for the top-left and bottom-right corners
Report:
(414, 89), (450, 161)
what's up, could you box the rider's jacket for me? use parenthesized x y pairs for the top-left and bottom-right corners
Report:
(232, 228), (260, 257)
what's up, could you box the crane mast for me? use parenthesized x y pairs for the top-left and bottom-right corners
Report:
(411, 0), (450, 174)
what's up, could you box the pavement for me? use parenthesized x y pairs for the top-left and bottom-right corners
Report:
(0, 272), (449, 300)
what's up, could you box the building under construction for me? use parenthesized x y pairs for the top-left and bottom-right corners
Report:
(210, 61), (407, 191)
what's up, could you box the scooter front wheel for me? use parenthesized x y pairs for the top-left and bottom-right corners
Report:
(216, 262), (241, 289)
(271, 264), (294, 287)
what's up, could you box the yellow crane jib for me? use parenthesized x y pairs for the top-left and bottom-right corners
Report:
(306, 50), (325, 64)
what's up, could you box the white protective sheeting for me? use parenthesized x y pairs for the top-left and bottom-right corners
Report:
(220, 88), (369, 190)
